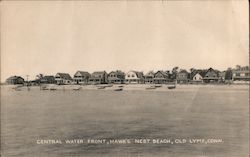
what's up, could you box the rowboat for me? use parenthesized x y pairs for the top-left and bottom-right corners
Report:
(41, 86), (49, 90)
(97, 86), (106, 89)
(167, 85), (176, 89)
(105, 84), (113, 87)
(73, 87), (82, 90)
(114, 88), (123, 91)
(50, 88), (57, 91)
(154, 84), (162, 88)
(146, 85), (156, 90)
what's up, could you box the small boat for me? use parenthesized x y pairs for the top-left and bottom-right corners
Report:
(50, 88), (57, 91)
(73, 87), (82, 90)
(41, 86), (49, 90)
(146, 86), (156, 90)
(154, 84), (162, 88)
(118, 85), (124, 88)
(97, 86), (106, 89)
(105, 84), (113, 87)
(114, 88), (123, 91)
(167, 85), (176, 89)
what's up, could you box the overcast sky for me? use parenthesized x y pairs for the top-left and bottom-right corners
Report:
(1, 1), (249, 81)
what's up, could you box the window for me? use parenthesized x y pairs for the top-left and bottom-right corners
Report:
(132, 74), (135, 77)
(128, 75), (130, 77)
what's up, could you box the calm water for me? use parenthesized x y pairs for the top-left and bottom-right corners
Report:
(1, 85), (249, 157)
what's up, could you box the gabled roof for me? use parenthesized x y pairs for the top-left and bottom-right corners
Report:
(74, 71), (90, 76)
(41, 75), (55, 80)
(134, 71), (144, 79)
(109, 70), (125, 76)
(145, 71), (155, 77)
(154, 70), (169, 77)
(192, 70), (206, 78)
(92, 71), (107, 75)
(43, 75), (55, 79)
(205, 68), (220, 75)
(6, 76), (24, 80)
(178, 69), (189, 74)
(56, 73), (72, 80)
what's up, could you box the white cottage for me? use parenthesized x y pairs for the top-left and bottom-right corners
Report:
(55, 73), (73, 85)
(73, 71), (90, 84)
(125, 71), (144, 84)
(193, 73), (203, 82)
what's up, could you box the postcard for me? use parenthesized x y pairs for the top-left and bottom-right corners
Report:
(1, 1), (249, 157)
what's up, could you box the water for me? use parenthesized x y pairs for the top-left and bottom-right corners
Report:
(1, 85), (249, 157)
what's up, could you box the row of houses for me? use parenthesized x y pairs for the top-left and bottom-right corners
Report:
(5, 66), (250, 85)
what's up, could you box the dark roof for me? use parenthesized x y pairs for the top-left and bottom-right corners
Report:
(56, 73), (72, 80)
(6, 76), (24, 80)
(133, 71), (144, 79)
(145, 71), (155, 77)
(92, 71), (107, 75)
(90, 71), (107, 79)
(74, 71), (90, 76)
(43, 75), (55, 79)
(154, 71), (169, 77)
(178, 69), (189, 74)
(191, 70), (206, 78)
(206, 68), (220, 75)
(109, 70), (125, 76)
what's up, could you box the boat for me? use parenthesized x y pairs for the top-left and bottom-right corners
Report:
(146, 86), (156, 90)
(73, 87), (82, 90)
(105, 84), (113, 87)
(167, 85), (176, 89)
(167, 80), (177, 89)
(114, 88), (123, 91)
(41, 86), (49, 90)
(118, 85), (124, 88)
(97, 86), (106, 89)
(50, 88), (57, 91)
(154, 84), (162, 88)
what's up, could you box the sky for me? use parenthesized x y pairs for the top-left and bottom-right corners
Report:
(1, 1), (249, 81)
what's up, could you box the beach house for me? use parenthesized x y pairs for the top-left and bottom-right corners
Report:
(232, 66), (250, 81)
(203, 68), (220, 83)
(89, 71), (108, 84)
(125, 71), (144, 84)
(73, 71), (91, 84)
(55, 73), (73, 85)
(108, 70), (125, 84)
(191, 70), (206, 83)
(144, 71), (155, 84)
(177, 69), (190, 83)
(6, 76), (25, 85)
(153, 71), (170, 84)
(40, 75), (56, 84)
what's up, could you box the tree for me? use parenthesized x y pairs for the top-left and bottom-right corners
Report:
(171, 67), (179, 80)
(36, 74), (44, 84)
(225, 69), (233, 80)
(190, 68), (196, 74)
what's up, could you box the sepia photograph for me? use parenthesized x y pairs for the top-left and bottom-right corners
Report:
(0, 1), (249, 157)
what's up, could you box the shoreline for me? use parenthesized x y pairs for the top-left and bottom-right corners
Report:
(1, 83), (249, 92)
